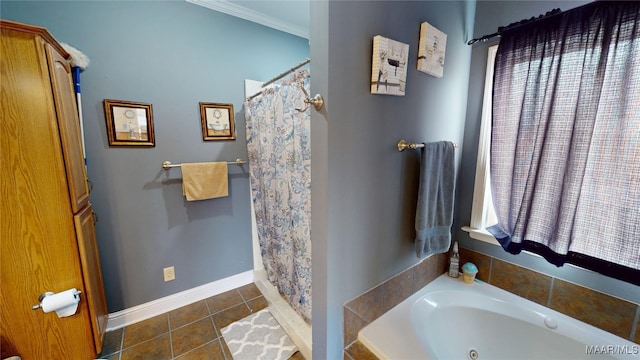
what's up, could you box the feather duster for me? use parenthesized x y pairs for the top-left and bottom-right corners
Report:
(60, 43), (90, 71)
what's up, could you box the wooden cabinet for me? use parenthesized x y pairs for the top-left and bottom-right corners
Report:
(0, 20), (107, 359)
(47, 40), (91, 213)
(75, 205), (109, 352)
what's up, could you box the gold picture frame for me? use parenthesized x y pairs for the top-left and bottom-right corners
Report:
(199, 102), (235, 141)
(103, 99), (155, 147)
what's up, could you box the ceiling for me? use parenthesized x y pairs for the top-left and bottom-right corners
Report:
(186, 0), (310, 39)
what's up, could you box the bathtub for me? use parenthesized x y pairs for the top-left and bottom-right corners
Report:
(358, 273), (639, 360)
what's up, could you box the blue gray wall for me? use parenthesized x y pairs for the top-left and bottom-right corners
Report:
(457, 0), (638, 309)
(310, 2), (476, 357)
(1, 0), (309, 312)
(311, 0), (639, 357)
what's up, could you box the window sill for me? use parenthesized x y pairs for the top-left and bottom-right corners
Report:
(461, 226), (500, 245)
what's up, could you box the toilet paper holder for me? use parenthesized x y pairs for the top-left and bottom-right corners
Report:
(32, 289), (81, 311)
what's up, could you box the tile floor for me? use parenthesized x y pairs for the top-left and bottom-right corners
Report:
(98, 283), (305, 360)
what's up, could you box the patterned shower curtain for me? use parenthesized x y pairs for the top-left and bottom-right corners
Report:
(245, 70), (312, 323)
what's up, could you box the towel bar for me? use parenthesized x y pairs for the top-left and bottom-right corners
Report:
(397, 140), (458, 152)
(162, 159), (245, 170)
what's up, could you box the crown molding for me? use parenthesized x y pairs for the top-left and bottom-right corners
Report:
(186, 0), (308, 39)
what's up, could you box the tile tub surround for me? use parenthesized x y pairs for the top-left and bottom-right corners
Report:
(97, 283), (306, 360)
(343, 252), (448, 360)
(458, 247), (640, 344)
(345, 247), (640, 360)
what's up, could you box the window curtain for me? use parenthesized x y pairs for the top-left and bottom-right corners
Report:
(488, 1), (640, 285)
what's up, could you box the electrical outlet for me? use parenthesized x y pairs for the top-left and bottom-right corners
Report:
(163, 266), (175, 282)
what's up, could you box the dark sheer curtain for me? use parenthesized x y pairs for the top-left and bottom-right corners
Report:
(488, 1), (640, 285)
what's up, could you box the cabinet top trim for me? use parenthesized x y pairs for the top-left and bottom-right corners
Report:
(1, 20), (69, 59)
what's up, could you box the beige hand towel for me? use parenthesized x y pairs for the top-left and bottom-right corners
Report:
(181, 162), (228, 201)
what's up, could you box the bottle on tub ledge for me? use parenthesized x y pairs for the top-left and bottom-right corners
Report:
(448, 241), (460, 278)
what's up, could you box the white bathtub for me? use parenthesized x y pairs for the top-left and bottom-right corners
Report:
(358, 273), (639, 360)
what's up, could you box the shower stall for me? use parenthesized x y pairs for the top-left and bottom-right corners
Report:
(244, 61), (312, 358)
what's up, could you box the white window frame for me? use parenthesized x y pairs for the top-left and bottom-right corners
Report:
(462, 45), (500, 245)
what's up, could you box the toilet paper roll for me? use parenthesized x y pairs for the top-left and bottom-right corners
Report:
(41, 288), (80, 318)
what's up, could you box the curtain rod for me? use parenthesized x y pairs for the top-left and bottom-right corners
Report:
(262, 58), (310, 88)
(467, 8), (562, 45)
(247, 58), (311, 101)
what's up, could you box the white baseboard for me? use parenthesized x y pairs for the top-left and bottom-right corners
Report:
(253, 269), (312, 360)
(106, 270), (253, 331)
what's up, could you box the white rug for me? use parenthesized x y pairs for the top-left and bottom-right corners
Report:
(221, 308), (298, 360)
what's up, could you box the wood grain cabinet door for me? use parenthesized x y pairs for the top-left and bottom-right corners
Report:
(46, 43), (90, 214)
(0, 25), (96, 359)
(74, 204), (108, 354)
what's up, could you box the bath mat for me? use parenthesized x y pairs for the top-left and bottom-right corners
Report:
(221, 308), (298, 360)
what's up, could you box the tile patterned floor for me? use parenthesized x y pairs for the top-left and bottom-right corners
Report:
(98, 283), (305, 360)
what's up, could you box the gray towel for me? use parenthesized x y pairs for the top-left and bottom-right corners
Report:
(415, 141), (456, 258)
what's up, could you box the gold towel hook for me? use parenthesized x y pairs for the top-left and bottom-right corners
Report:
(295, 84), (324, 112)
(306, 94), (324, 111)
(295, 94), (324, 112)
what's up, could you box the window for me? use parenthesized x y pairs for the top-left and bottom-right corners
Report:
(463, 45), (498, 245)
(475, 1), (640, 284)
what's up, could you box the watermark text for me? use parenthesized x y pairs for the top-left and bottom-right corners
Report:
(586, 345), (639, 355)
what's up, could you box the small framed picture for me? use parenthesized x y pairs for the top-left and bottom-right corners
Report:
(371, 35), (409, 96)
(417, 21), (447, 78)
(199, 102), (235, 141)
(103, 99), (155, 147)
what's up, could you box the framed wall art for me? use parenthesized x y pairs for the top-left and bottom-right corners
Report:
(103, 99), (155, 147)
(417, 21), (447, 78)
(199, 102), (235, 141)
(370, 35), (409, 96)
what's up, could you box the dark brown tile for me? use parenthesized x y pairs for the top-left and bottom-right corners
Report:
(550, 279), (636, 339)
(100, 352), (120, 360)
(343, 307), (369, 347)
(344, 284), (384, 323)
(382, 267), (415, 313)
(121, 333), (171, 360)
(220, 337), (233, 359)
(458, 247), (491, 282)
(635, 316), (640, 344)
(212, 303), (251, 331)
(171, 317), (217, 357)
(238, 282), (262, 300)
(174, 340), (225, 360)
(122, 314), (169, 348)
(290, 350), (306, 360)
(206, 289), (244, 314)
(435, 252), (448, 275)
(345, 340), (380, 360)
(489, 259), (551, 306)
(98, 328), (123, 357)
(414, 253), (447, 291)
(169, 300), (210, 329)
(246, 295), (269, 313)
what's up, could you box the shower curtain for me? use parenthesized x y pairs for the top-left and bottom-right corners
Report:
(245, 70), (312, 323)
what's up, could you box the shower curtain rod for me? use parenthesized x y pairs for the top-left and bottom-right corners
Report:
(247, 58), (310, 101)
(467, 8), (562, 45)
